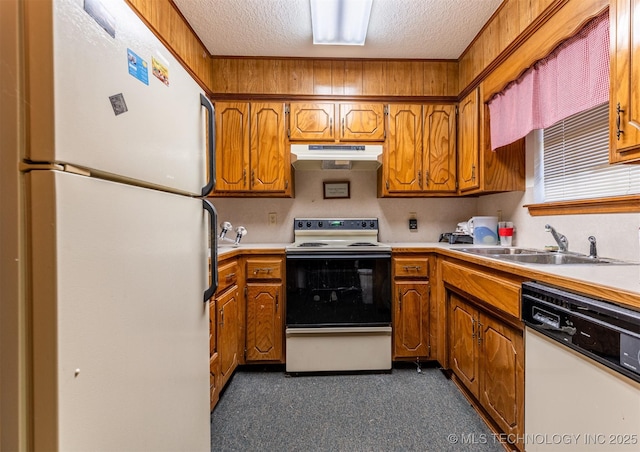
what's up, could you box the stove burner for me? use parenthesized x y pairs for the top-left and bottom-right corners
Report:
(298, 242), (328, 247)
(349, 242), (377, 247)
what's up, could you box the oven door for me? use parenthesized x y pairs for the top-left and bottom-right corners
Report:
(285, 252), (392, 328)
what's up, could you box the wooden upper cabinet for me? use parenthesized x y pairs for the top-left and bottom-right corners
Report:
(214, 102), (291, 196)
(250, 103), (289, 192)
(215, 102), (250, 191)
(288, 103), (335, 141)
(339, 103), (385, 141)
(610, 0), (640, 163)
(288, 102), (385, 142)
(384, 104), (423, 193)
(424, 104), (457, 192)
(458, 88), (480, 192)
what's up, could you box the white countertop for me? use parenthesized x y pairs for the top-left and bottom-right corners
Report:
(387, 242), (640, 299)
(214, 241), (640, 307)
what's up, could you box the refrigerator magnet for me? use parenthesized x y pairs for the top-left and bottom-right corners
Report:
(127, 49), (149, 85)
(109, 93), (128, 116)
(152, 57), (170, 86)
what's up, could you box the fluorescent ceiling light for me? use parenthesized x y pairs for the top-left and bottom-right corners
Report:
(310, 0), (373, 46)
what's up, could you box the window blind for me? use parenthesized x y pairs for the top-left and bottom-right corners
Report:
(543, 103), (640, 201)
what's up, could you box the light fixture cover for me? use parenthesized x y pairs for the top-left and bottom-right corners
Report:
(310, 0), (373, 45)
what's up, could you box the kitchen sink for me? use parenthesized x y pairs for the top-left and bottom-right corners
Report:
(455, 247), (634, 265)
(498, 253), (626, 265)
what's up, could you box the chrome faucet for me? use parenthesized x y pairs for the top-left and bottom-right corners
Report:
(219, 222), (248, 245)
(588, 236), (597, 258)
(545, 224), (569, 252)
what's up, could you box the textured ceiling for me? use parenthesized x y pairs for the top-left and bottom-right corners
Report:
(173, 0), (503, 60)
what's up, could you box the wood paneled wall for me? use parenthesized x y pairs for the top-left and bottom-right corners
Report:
(126, 0), (213, 91)
(210, 59), (459, 99)
(458, 0), (559, 93)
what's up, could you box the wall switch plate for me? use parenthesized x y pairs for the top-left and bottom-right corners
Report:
(409, 218), (418, 231)
(268, 212), (277, 225)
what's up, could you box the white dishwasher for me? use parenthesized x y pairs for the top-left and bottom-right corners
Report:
(522, 282), (640, 452)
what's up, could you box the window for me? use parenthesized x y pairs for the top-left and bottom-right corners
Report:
(541, 103), (640, 202)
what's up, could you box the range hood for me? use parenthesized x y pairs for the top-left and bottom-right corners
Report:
(290, 144), (382, 170)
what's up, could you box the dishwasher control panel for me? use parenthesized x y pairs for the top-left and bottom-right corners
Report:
(522, 281), (640, 383)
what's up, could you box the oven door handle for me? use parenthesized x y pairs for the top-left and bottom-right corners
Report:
(286, 252), (391, 260)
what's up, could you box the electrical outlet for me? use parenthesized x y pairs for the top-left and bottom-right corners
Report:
(268, 212), (277, 226)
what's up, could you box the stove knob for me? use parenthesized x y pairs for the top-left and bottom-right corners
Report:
(370, 221), (375, 228)
(361, 221), (366, 228)
(306, 221), (312, 228)
(318, 221), (323, 227)
(297, 221), (303, 228)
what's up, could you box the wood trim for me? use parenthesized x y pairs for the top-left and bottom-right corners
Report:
(458, 0), (569, 99)
(524, 195), (640, 216)
(210, 93), (458, 103)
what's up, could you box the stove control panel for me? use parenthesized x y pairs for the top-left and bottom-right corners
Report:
(294, 218), (378, 231)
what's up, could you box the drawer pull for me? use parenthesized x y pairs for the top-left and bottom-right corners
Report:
(253, 267), (273, 274)
(225, 273), (236, 281)
(403, 265), (421, 271)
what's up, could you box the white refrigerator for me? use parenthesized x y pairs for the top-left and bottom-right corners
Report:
(21, 0), (216, 450)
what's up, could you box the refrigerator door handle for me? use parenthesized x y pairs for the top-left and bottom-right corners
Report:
(203, 199), (218, 301)
(200, 94), (216, 196)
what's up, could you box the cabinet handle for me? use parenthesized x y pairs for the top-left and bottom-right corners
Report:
(219, 308), (224, 327)
(425, 171), (429, 186)
(386, 180), (390, 190)
(616, 102), (625, 140)
(243, 169), (247, 186)
(471, 165), (476, 182)
(225, 273), (236, 281)
(471, 318), (475, 340)
(253, 267), (273, 274)
(418, 171), (422, 188)
(275, 293), (279, 312)
(398, 288), (402, 310)
(285, 180), (289, 189)
(403, 265), (421, 271)
(251, 170), (255, 187)
(330, 118), (333, 136)
(342, 118), (345, 136)
(477, 320), (482, 345)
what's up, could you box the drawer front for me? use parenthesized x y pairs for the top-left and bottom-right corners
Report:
(246, 258), (283, 280)
(217, 260), (239, 294)
(394, 257), (429, 278)
(441, 260), (521, 319)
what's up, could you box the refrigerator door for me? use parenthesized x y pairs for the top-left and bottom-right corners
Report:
(28, 170), (210, 451)
(24, 0), (211, 196)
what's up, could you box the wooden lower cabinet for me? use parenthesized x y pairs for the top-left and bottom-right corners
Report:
(392, 255), (430, 360)
(216, 284), (240, 389)
(209, 353), (221, 411)
(394, 281), (430, 358)
(245, 283), (283, 361)
(244, 256), (285, 363)
(448, 291), (524, 450)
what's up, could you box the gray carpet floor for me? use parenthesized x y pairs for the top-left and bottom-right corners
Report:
(210, 365), (505, 451)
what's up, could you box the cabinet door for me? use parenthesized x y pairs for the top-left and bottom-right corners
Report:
(245, 283), (283, 362)
(458, 89), (480, 192)
(424, 104), (457, 192)
(216, 285), (239, 389)
(288, 102), (335, 141)
(339, 103), (385, 141)
(215, 102), (250, 191)
(610, 0), (640, 162)
(210, 353), (221, 411)
(449, 292), (479, 397)
(393, 281), (430, 358)
(385, 104), (423, 192)
(479, 314), (524, 446)
(250, 103), (289, 192)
